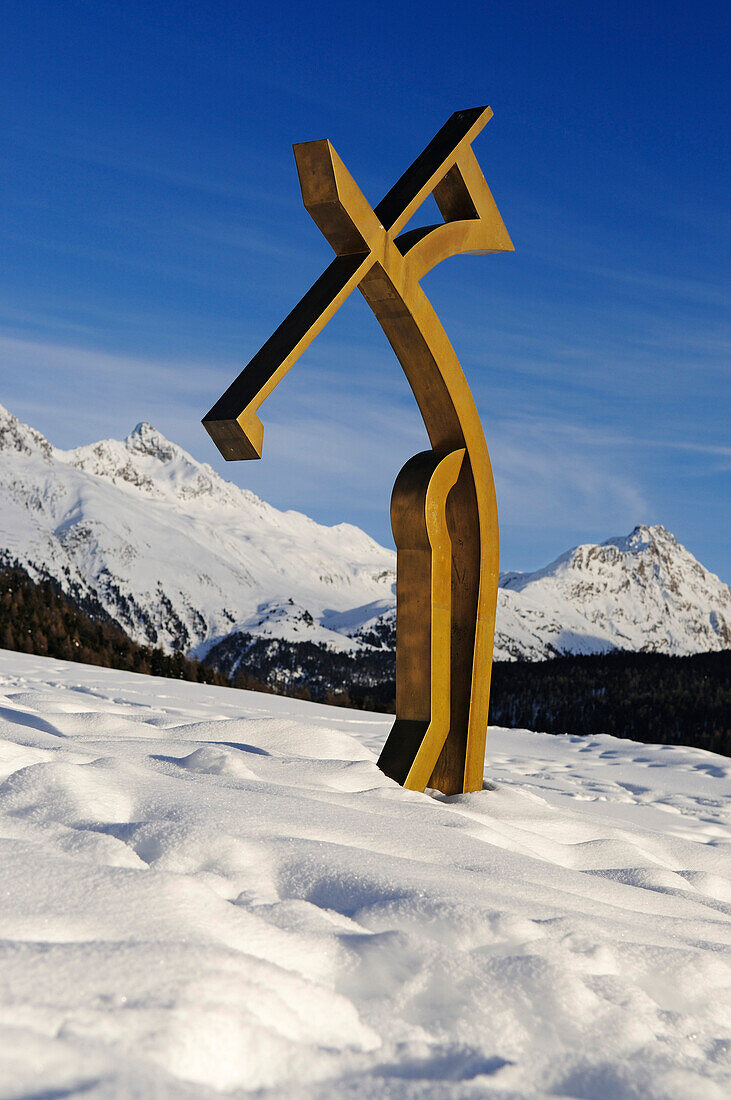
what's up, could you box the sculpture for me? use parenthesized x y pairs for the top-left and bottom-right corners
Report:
(203, 106), (513, 795)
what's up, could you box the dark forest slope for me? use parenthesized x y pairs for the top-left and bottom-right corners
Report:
(490, 651), (730, 757)
(0, 566), (227, 686)
(1, 565), (728, 756)
(203, 629), (730, 756)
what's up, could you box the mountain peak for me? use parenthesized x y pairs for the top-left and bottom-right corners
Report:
(0, 404), (52, 460)
(57, 417), (277, 514)
(604, 524), (676, 554)
(125, 421), (179, 462)
(496, 522), (730, 657)
(56, 420), (202, 501)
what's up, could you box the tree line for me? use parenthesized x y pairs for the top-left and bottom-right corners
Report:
(204, 632), (730, 757)
(1, 565), (728, 756)
(0, 566), (227, 686)
(489, 650), (730, 757)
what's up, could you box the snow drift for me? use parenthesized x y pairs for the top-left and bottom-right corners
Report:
(0, 649), (729, 1097)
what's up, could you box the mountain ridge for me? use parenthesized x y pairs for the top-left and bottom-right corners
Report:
(1, 403), (729, 663)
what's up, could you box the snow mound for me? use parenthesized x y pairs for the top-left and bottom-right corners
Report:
(0, 648), (729, 1098)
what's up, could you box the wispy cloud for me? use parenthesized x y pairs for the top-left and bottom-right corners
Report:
(8, 124), (295, 208)
(488, 418), (647, 532)
(2, 331), (727, 569)
(578, 264), (728, 308)
(0, 335), (229, 448)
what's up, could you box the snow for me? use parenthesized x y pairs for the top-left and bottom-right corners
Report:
(0, 649), (729, 1098)
(232, 597), (372, 654)
(0, 404), (397, 655)
(496, 524), (731, 658)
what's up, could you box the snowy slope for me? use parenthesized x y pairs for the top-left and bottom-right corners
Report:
(0, 404), (395, 654)
(0, 649), (729, 1098)
(495, 524), (731, 659)
(1, 404), (729, 663)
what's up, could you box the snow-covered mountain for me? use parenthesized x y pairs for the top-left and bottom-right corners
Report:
(1, 403), (729, 662)
(494, 523), (731, 659)
(0, 405), (395, 655)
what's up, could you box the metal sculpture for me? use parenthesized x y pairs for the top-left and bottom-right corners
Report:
(203, 106), (513, 795)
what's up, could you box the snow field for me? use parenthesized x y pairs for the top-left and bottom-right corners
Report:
(0, 649), (729, 1098)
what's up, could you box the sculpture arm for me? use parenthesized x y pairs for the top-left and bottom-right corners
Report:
(202, 252), (372, 460)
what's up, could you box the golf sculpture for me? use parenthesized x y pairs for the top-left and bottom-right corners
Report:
(203, 106), (513, 795)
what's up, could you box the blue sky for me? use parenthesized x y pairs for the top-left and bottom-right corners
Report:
(2, 0), (729, 579)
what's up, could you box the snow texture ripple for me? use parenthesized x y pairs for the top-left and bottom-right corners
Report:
(0, 649), (729, 1098)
